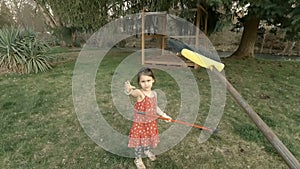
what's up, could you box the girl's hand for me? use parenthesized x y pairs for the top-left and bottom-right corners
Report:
(124, 80), (136, 95)
(162, 113), (172, 122)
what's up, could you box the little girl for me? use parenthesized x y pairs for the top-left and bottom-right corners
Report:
(124, 67), (172, 169)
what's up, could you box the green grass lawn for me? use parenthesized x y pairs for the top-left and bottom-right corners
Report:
(0, 48), (299, 169)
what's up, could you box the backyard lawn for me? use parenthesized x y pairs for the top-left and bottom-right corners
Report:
(0, 47), (299, 169)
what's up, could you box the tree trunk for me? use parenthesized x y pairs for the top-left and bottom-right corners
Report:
(230, 15), (260, 58)
(35, 1), (61, 29)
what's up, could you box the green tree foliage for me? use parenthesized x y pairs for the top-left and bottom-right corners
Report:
(35, 0), (184, 31)
(33, 0), (223, 46)
(287, 2), (300, 40)
(33, 0), (299, 57)
(34, 0), (108, 31)
(216, 0), (300, 57)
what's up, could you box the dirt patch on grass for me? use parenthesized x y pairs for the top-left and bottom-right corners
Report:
(0, 68), (15, 76)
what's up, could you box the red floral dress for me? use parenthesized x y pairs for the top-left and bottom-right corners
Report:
(128, 94), (159, 148)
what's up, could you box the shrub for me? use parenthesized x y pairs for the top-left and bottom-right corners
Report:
(0, 27), (52, 74)
(19, 35), (52, 73)
(0, 27), (25, 72)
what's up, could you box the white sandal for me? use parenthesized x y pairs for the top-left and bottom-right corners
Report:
(144, 150), (156, 161)
(134, 157), (146, 169)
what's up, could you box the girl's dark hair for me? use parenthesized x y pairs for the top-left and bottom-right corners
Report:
(137, 67), (155, 84)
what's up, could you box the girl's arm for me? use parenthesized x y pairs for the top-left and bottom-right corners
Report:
(124, 80), (143, 100)
(153, 91), (172, 122)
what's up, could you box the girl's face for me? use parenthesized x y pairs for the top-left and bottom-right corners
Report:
(139, 75), (155, 91)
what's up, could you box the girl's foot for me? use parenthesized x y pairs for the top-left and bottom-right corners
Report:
(134, 157), (146, 169)
(144, 150), (156, 161)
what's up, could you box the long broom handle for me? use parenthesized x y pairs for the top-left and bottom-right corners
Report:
(137, 111), (214, 133)
(211, 66), (300, 169)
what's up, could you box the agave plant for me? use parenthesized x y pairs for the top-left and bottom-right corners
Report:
(0, 27), (26, 72)
(0, 27), (52, 74)
(19, 36), (52, 73)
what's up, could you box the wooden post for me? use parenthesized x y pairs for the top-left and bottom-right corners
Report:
(196, 6), (201, 50)
(204, 14), (208, 35)
(141, 10), (145, 65)
(193, 6), (201, 69)
(211, 66), (300, 169)
(161, 14), (167, 56)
